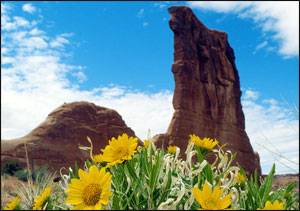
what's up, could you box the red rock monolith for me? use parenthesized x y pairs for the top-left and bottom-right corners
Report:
(154, 6), (262, 177)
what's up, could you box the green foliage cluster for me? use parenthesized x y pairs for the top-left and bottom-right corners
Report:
(14, 164), (50, 182)
(1, 161), (22, 176)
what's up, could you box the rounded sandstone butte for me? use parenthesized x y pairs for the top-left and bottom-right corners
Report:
(1, 101), (139, 172)
(154, 6), (262, 178)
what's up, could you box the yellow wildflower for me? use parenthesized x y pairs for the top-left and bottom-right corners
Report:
(236, 172), (245, 184)
(144, 140), (150, 147)
(258, 200), (284, 210)
(189, 135), (219, 151)
(92, 133), (138, 168)
(193, 182), (233, 210)
(168, 145), (177, 154)
(3, 197), (20, 210)
(65, 165), (112, 210)
(33, 187), (51, 210)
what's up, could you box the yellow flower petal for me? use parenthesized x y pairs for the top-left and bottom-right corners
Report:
(168, 145), (177, 154)
(94, 203), (103, 210)
(92, 133), (138, 168)
(78, 169), (90, 183)
(190, 135), (219, 151)
(65, 165), (112, 210)
(259, 200), (284, 210)
(65, 188), (83, 197)
(219, 192), (233, 209)
(192, 182), (232, 210)
(193, 187), (205, 207)
(71, 203), (86, 210)
(32, 187), (51, 210)
(65, 195), (83, 205)
(144, 140), (150, 147)
(3, 196), (20, 210)
(212, 186), (223, 202)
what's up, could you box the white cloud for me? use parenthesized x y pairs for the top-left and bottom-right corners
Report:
(1, 47), (9, 54)
(154, 2), (167, 9)
(188, 1), (251, 13)
(22, 3), (36, 14)
(1, 57), (15, 65)
(1, 16), (31, 31)
(154, 1), (172, 9)
(143, 22), (148, 27)
(29, 28), (45, 35)
(242, 94), (299, 174)
(243, 90), (259, 100)
(187, 1), (299, 58)
(72, 71), (87, 83)
(1, 2), (12, 14)
(137, 8), (144, 18)
(24, 36), (49, 49)
(253, 41), (268, 54)
(50, 34), (71, 48)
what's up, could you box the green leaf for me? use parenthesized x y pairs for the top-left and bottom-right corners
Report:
(125, 161), (144, 192)
(261, 164), (275, 204)
(156, 169), (172, 208)
(121, 185), (136, 210)
(286, 181), (296, 193)
(149, 148), (164, 193)
(85, 160), (92, 168)
(74, 161), (78, 178)
(195, 145), (204, 163)
(67, 168), (75, 179)
(204, 164), (213, 185)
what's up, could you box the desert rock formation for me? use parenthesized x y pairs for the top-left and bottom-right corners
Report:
(154, 6), (262, 177)
(1, 101), (138, 172)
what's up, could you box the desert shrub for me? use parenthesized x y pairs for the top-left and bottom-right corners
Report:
(15, 164), (50, 182)
(14, 168), (59, 210)
(33, 164), (50, 183)
(15, 169), (29, 182)
(1, 173), (10, 179)
(2, 161), (22, 176)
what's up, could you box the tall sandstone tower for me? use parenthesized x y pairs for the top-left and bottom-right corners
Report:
(154, 6), (262, 177)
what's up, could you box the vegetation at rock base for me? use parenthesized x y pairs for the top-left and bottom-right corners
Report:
(2, 161), (23, 176)
(1, 132), (299, 210)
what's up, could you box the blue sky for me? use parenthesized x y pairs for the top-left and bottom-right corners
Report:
(1, 1), (299, 174)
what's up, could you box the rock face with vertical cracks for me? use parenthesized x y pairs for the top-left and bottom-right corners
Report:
(1, 102), (139, 172)
(154, 6), (262, 177)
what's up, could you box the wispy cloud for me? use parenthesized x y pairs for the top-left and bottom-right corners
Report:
(137, 8), (144, 18)
(50, 34), (71, 48)
(242, 92), (299, 174)
(1, 2), (12, 14)
(22, 3), (36, 14)
(253, 41), (268, 54)
(29, 27), (45, 36)
(243, 89), (259, 100)
(1, 16), (32, 31)
(142, 22), (148, 27)
(154, 2), (167, 9)
(187, 1), (299, 58)
(71, 70), (87, 83)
